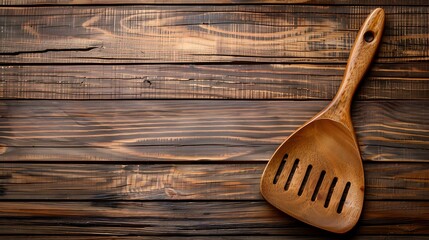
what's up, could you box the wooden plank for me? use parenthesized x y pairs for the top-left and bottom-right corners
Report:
(1, 63), (428, 100)
(2, 0), (428, 6)
(0, 100), (427, 162)
(0, 201), (427, 235)
(3, 237), (428, 240)
(0, 6), (427, 64)
(0, 163), (427, 201)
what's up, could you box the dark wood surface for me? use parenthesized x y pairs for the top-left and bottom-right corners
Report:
(0, 1), (428, 239)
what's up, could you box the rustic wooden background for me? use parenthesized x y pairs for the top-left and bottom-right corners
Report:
(0, 0), (428, 239)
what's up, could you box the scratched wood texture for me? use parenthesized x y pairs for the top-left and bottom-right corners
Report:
(0, 1), (428, 239)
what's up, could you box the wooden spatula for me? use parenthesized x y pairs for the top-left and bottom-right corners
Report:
(260, 8), (385, 233)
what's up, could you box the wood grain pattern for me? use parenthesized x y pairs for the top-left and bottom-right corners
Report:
(0, 201), (427, 235)
(0, 6), (428, 64)
(0, 100), (427, 162)
(0, 163), (427, 201)
(1, 63), (428, 100)
(2, 0), (428, 6)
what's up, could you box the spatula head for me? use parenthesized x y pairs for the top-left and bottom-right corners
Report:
(260, 119), (364, 233)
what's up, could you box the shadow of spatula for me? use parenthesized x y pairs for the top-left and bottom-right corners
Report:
(260, 8), (385, 233)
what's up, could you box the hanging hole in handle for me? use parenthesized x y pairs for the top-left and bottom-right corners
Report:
(364, 31), (374, 43)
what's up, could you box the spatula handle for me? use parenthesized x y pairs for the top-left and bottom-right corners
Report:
(325, 8), (385, 120)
